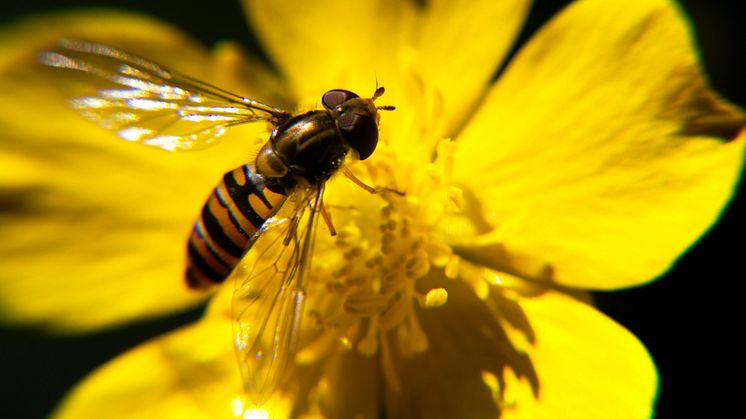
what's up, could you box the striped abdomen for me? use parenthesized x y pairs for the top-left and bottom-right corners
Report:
(186, 164), (287, 289)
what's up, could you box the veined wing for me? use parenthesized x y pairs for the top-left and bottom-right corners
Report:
(39, 39), (290, 151)
(232, 186), (323, 405)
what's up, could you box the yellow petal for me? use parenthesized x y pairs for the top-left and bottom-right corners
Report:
(52, 317), (246, 419)
(384, 275), (536, 418)
(0, 11), (267, 331)
(414, 0), (531, 136)
(1, 10), (202, 74)
(210, 40), (294, 110)
(243, 0), (413, 101)
(385, 274), (655, 418)
(58, 285), (293, 418)
(243, 0), (530, 161)
(502, 290), (657, 419)
(243, 0), (423, 161)
(454, 0), (745, 289)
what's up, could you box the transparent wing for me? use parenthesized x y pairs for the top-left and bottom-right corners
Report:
(39, 38), (289, 151)
(232, 186), (323, 405)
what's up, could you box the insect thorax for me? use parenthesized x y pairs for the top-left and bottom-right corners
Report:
(256, 110), (349, 190)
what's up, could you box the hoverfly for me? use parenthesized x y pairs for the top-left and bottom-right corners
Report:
(40, 39), (395, 405)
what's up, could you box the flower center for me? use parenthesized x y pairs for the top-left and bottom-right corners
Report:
(304, 140), (461, 358)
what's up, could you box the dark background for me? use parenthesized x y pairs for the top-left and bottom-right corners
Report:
(1, 1), (743, 418)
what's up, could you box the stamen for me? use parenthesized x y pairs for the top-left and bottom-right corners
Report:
(357, 318), (379, 355)
(334, 224), (360, 248)
(343, 293), (389, 316)
(422, 288), (448, 307)
(404, 251), (430, 279)
(404, 311), (428, 353)
(380, 333), (402, 393)
(444, 255), (461, 279)
(303, 141), (463, 367)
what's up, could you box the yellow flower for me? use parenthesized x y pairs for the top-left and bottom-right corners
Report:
(1, 0), (743, 418)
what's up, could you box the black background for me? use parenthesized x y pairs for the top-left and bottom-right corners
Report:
(1, 1), (743, 418)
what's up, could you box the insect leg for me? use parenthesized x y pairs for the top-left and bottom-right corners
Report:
(282, 212), (300, 246)
(342, 166), (404, 196)
(319, 197), (337, 237)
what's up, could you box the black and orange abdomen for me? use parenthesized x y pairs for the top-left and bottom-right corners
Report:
(186, 164), (287, 289)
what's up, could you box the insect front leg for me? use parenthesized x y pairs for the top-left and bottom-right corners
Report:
(341, 166), (404, 196)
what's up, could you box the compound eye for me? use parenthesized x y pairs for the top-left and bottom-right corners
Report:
(338, 111), (378, 160)
(322, 89), (359, 110)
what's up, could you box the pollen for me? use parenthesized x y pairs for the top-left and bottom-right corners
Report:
(305, 140), (460, 362)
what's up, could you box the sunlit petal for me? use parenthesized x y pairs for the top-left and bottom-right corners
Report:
(243, 0), (412, 102)
(51, 317), (245, 419)
(413, 0), (531, 135)
(454, 0), (745, 289)
(502, 290), (657, 419)
(243, 0), (530, 161)
(0, 11), (267, 331)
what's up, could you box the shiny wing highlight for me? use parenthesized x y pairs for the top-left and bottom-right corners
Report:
(39, 39), (289, 151)
(231, 186), (323, 405)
